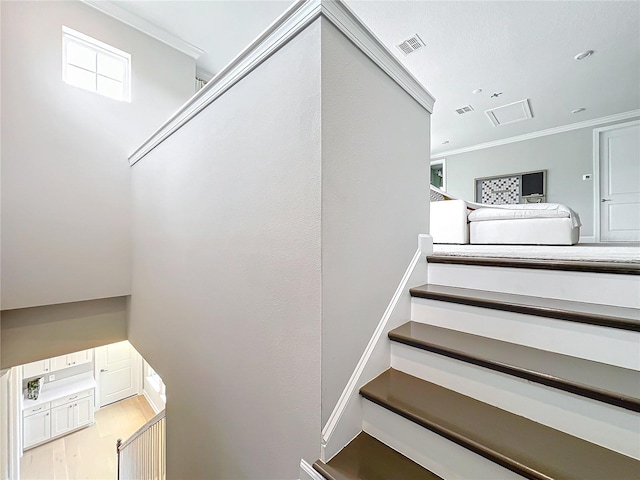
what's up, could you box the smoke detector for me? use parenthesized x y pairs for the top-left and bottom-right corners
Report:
(455, 105), (474, 115)
(397, 34), (425, 56)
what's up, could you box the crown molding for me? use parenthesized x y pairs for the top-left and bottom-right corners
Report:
(81, 0), (203, 59)
(129, 0), (435, 166)
(432, 109), (640, 159)
(321, 1), (435, 114)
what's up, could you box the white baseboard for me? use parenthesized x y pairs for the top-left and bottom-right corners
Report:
(579, 235), (596, 243)
(321, 239), (429, 460)
(142, 388), (162, 415)
(299, 459), (324, 480)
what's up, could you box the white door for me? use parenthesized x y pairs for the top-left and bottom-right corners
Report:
(599, 122), (640, 241)
(95, 341), (140, 407)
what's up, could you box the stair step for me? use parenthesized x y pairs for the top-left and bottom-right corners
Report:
(389, 321), (640, 412)
(427, 255), (640, 275)
(426, 259), (640, 309)
(410, 284), (640, 331)
(313, 432), (442, 480)
(359, 369), (640, 480)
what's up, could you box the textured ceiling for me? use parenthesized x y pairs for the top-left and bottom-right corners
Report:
(109, 0), (640, 156)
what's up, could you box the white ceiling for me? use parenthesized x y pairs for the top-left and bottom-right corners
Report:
(106, 0), (640, 157)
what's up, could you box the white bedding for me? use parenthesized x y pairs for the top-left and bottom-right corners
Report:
(469, 203), (582, 228)
(429, 185), (582, 245)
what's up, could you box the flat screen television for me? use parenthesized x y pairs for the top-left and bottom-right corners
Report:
(521, 171), (545, 197)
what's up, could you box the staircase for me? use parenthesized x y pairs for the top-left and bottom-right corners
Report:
(313, 254), (640, 479)
(117, 409), (166, 480)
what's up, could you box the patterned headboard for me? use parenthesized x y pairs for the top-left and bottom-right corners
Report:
(430, 184), (451, 202)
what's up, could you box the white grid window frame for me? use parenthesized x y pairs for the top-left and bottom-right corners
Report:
(62, 26), (131, 102)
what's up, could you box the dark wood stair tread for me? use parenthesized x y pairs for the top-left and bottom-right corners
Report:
(313, 432), (442, 480)
(426, 254), (640, 275)
(360, 369), (640, 480)
(389, 321), (640, 411)
(410, 283), (640, 331)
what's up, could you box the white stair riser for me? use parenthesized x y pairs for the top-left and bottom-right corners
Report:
(391, 342), (640, 459)
(427, 263), (640, 308)
(362, 400), (525, 480)
(412, 298), (640, 370)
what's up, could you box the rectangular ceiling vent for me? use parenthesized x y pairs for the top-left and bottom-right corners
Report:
(456, 105), (474, 115)
(397, 34), (425, 56)
(486, 99), (533, 126)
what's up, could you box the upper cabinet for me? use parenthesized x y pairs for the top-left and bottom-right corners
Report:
(22, 360), (50, 378)
(23, 350), (93, 378)
(50, 350), (93, 371)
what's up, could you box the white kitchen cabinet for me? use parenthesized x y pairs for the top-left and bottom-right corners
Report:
(74, 395), (94, 428)
(23, 410), (51, 449)
(51, 393), (94, 437)
(22, 359), (50, 379)
(50, 402), (75, 437)
(50, 349), (93, 371)
(23, 387), (95, 450)
(73, 349), (93, 366)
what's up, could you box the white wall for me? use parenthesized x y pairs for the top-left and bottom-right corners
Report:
(129, 20), (323, 480)
(0, 1), (195, 310)
(438, 116), (640, 238)
(1, 297), (127, 369)
(320, 20), (430, 425)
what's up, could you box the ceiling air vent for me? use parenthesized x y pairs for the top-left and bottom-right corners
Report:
(397, 34), (425, 56)
(486, 99), (533, 126)
(456, 105), (474, 115)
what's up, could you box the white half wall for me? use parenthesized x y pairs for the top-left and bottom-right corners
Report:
(0, 1), (195, 309)
(439, 115), (640, 238)
(320, 19), (430, 425)
(129, 20), (323, 480)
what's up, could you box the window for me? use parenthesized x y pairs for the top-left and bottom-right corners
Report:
(62, 26), (131, 102)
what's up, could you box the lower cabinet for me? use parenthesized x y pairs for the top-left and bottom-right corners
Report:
(23, 389), (95, 450)
(50, 402), (74, 438)
(23, 410), (51, 449)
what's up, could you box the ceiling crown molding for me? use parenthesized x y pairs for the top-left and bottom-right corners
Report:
(433, 109), (640, 159)
(81, 0), (204, 59)
(129, 0), (435, 166)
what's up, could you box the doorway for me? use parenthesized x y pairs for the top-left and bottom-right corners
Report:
(94, 340), (141, 408)
(430, 159), (446, 190)
(594, 120), (640, 242)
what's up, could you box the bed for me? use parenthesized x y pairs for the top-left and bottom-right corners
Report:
(430, 185), (581, 245)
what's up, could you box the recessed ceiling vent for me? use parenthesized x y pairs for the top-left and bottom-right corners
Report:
(397, 34), (425, 56)
(485, 99), (533, 126)
(456, 105), (474, 115)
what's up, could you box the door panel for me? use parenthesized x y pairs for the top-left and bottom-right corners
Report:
(50, 355), (70, 371)
(74, 396), (94, 427)
(95, 341), (140, 407)
(50, 404), (74, 437)
(600, 123), (640, 241)
(22, 360), (49, 379)
(23, 411), (50, 449)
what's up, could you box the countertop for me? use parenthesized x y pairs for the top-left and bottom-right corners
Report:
(23, 372), (96, 410)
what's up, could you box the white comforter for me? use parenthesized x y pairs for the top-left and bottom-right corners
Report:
(468, 203), (582, 228)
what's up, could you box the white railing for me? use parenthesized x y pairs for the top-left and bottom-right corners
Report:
(117, 409), (166, 480)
